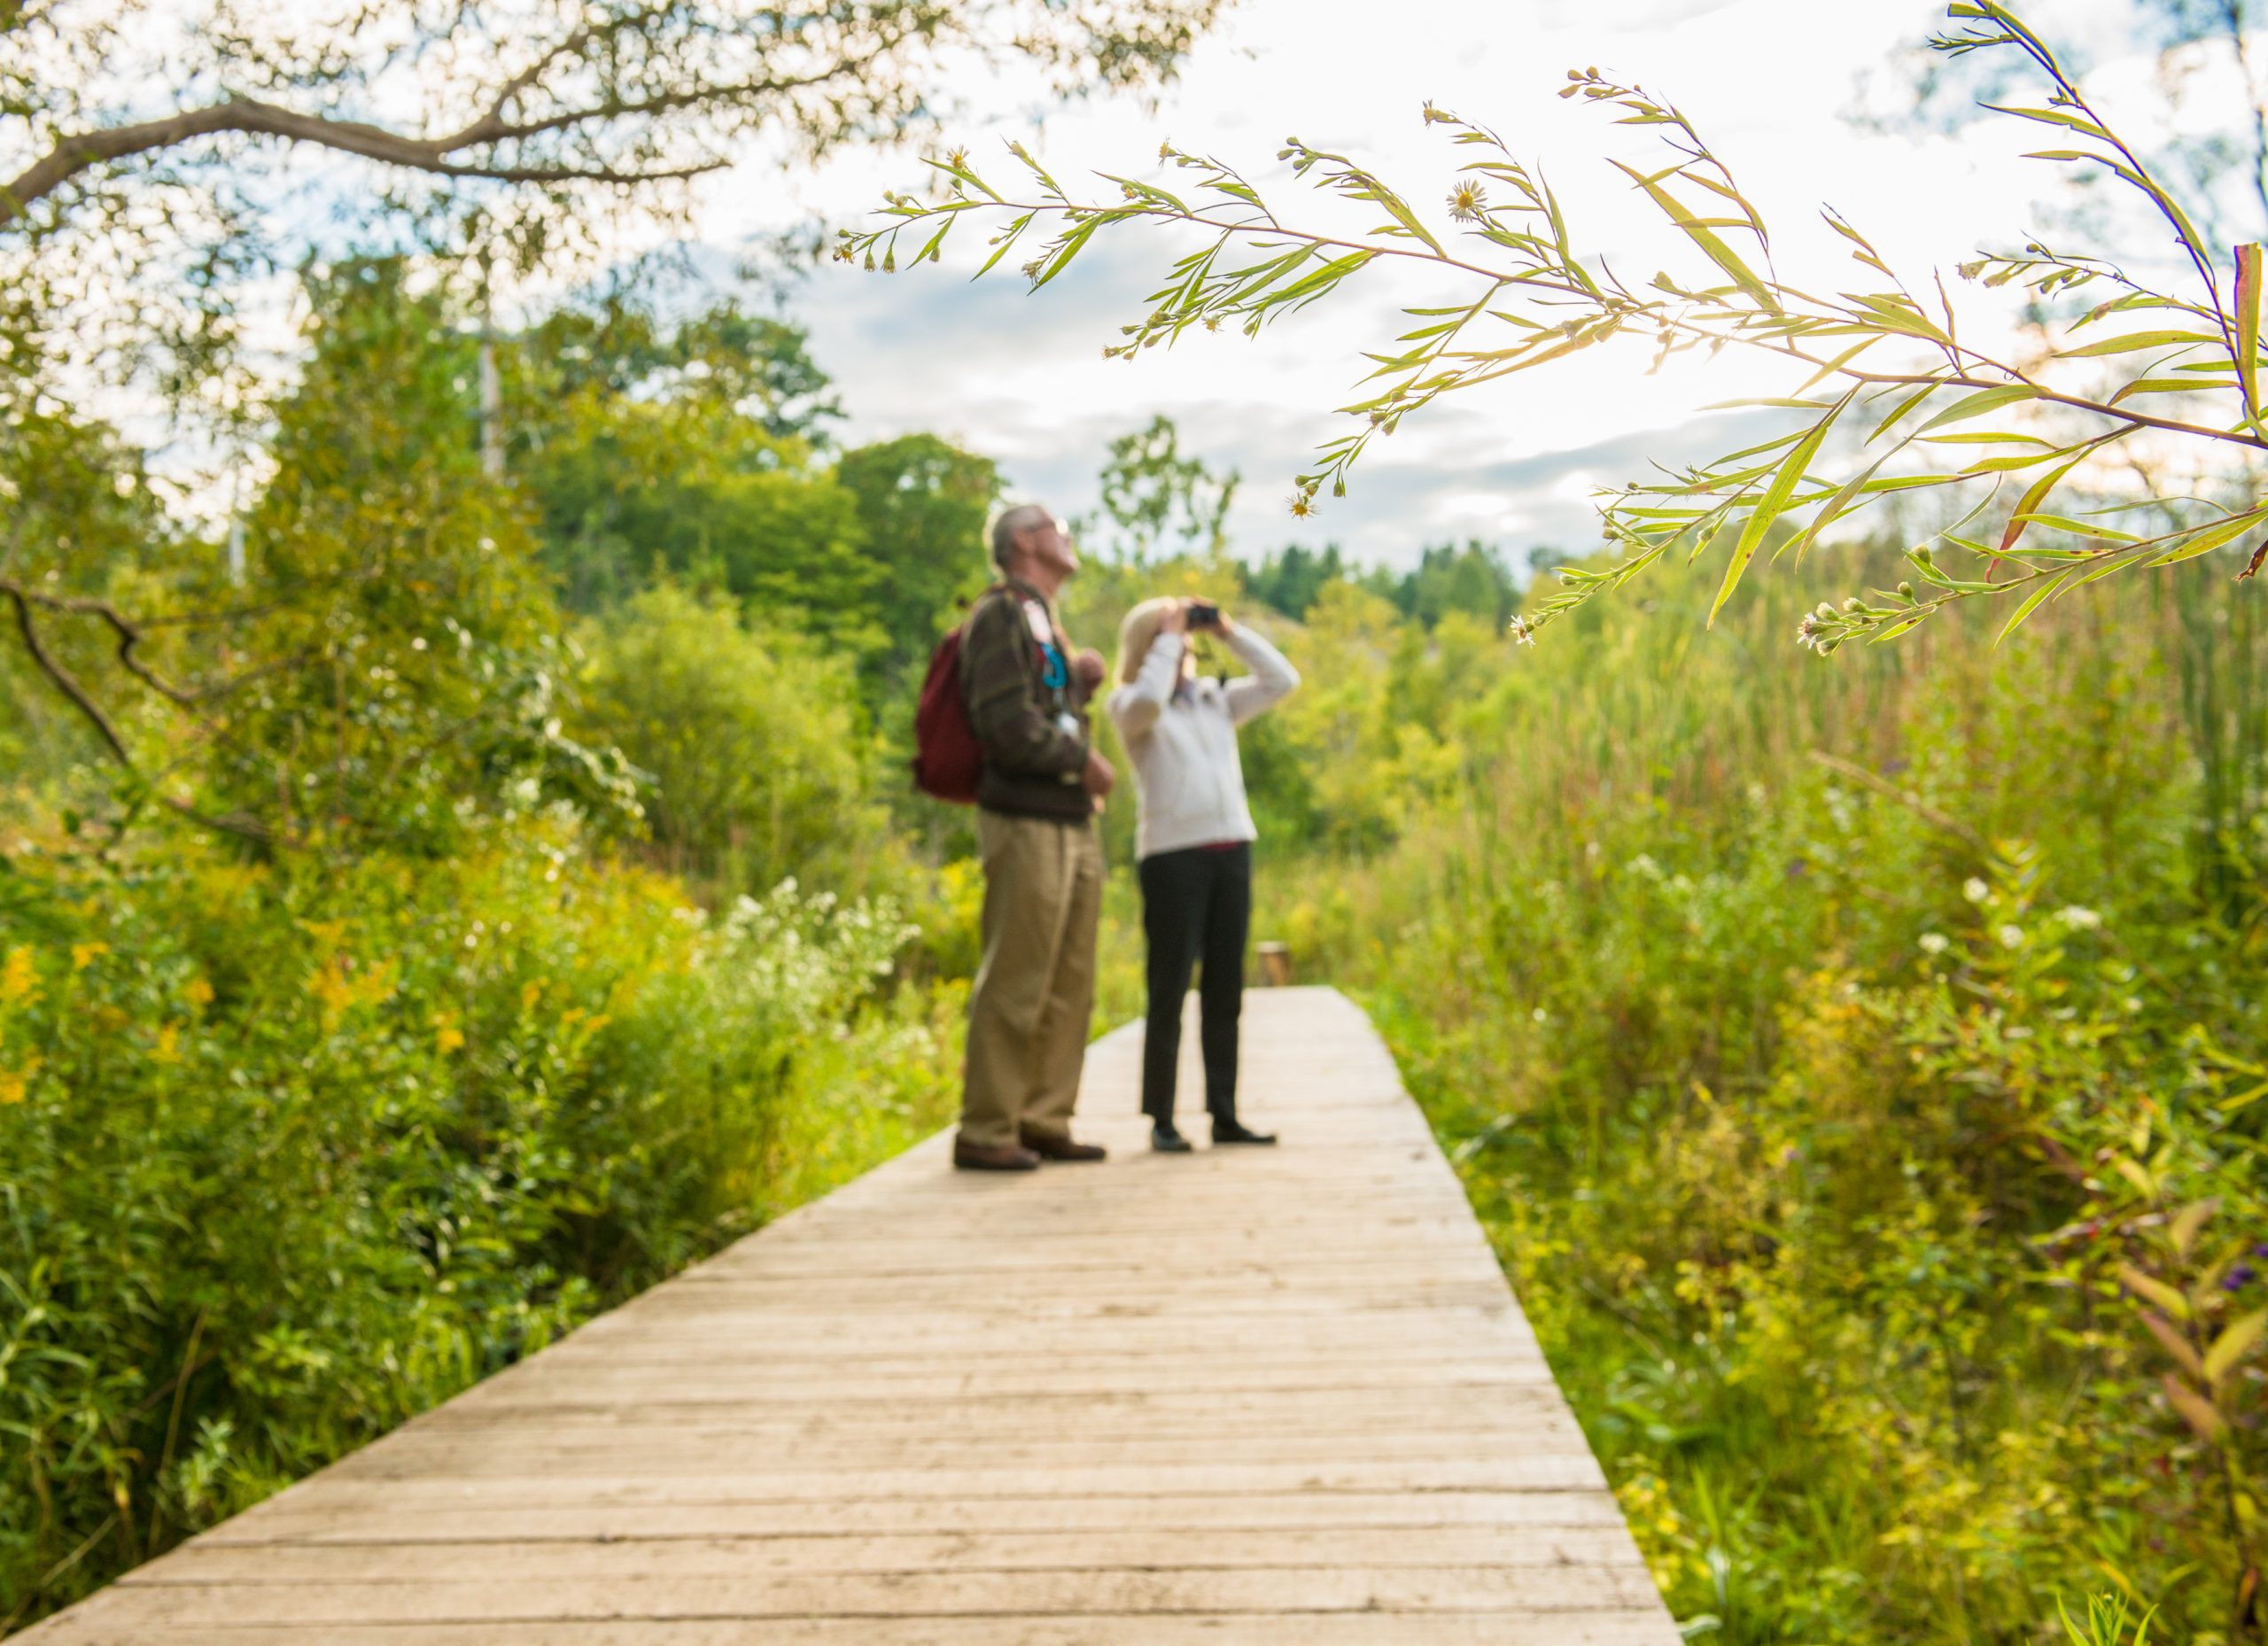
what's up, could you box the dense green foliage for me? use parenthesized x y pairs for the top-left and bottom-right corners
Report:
(1138, 551), (2268, 1644)
(0, 819), (953, 1627)
(0, 264), (977, 1627)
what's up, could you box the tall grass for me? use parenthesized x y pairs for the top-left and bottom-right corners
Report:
(1168, 542), (2268, 1642)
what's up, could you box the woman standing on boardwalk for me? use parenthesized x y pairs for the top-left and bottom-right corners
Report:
(1107, 596), (1301, 1153)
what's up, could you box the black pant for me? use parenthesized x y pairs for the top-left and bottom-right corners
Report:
(1138, 842), (1251, 1125)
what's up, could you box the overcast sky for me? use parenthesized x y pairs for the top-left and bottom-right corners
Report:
(642, 0), (2212, 572)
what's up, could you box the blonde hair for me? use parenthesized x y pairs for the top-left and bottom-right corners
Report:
(1116, 597), (1193, 687)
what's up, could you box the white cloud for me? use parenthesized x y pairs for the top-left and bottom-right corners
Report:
(694, 0), (2116, 569)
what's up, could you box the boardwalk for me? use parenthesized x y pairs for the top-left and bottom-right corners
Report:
(27, 987), (1679, 1644)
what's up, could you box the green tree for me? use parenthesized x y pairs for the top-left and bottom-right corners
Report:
(1090, 414), (1238, 563)
(1243, 542), (1349, 620)
(519, 388), (878, 651)
(574, 583), (892, 896)
(1394, 540), (1518, 632)
(206, 260), (636, 852)
(835, 432), (999, 676)
(517, 299), (843, 448)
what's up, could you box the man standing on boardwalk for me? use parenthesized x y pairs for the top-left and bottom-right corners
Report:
(954, 504), (1115, 1171)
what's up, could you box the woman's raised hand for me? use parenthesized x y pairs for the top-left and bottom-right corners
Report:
(1160, 600), (1191, 635)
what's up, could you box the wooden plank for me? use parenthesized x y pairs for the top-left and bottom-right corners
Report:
(199, 1489), (1639, 1547)
(42, 1563), (1671, 1622)
(127, 1525), (1653, 1581)
(31, 1612), (1682, 1646)
(21, 988), (1677, 1644)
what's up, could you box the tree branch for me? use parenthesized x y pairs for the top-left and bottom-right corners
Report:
(1, 577), (276, 847)
(0, 21), (927, 229)
(0, 95), (713, 226)
(3, 578), (134, 764)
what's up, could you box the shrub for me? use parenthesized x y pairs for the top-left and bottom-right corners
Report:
(0, 819), (953, 1627)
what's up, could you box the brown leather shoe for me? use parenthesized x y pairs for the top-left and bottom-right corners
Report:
(953, 1137), (1041, 1172)
(1020, 1129), (1107, 1162)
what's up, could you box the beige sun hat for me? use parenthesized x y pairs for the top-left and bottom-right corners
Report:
(1116, 597), (1192, 686)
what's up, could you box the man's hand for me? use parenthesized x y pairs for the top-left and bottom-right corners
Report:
(1072, 647), (1107, 691)
(1161, 600), (1190, 635)
(1081, 748), (1116, 800)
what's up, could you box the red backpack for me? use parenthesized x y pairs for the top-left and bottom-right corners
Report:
(911, 594), (997, 804)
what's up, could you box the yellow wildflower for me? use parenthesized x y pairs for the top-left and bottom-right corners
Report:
(184, 976), (214, 1009)
(152, 1023), (181, 1065)
(0, 945), (37, 1005)
(308, 956), (397, 1029)
(434, 1013), (466, 1056)
(71, 941), (109, 973)
(0, 1055), (41, 1104)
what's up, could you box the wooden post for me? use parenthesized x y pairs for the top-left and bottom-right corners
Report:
(1255, 941), (1292, 987)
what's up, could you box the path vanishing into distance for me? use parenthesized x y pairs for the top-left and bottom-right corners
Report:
(26, 987), (1681, 1644)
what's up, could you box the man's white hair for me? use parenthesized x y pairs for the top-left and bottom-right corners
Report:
(990, 503), (1052, 569)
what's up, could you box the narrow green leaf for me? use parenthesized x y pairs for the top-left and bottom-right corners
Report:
(973, 213), (1037, 277)
(2000, 450), (2092, 552)
(2056, 329), (2219, 358)
(2146, 511), (2263, 567)
(2170, 1199), (2218, 1255)
(2109, 377), (2222, 403)
(1868, 383), (1942, 445)
(1984, 103), (2114, 141)
(2164, 1372), (2227, 1442)
(1611, 160), (1776, 311)
(1785, 454), (1890, 563)
(1915, 384), (2038, 432)
(1962, 450), (2067, 474)
(1793, 335), (1883, 396)
(1997, 563), (2086, 645)
(2120, 1261), (2192, 1322)
(2206, 1308), (2267, 1386)
(2236, 243), (2262, 420)
(1712, 401), (1843, 625)
(2141, 1308), (2208, 1381)
(2015, 514), (2143, 541)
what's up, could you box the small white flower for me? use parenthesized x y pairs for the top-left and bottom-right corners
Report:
(1918, 933), (1950, 956)
(1997, 924), (2025, 949)
(1963, 877), (1990, 904)
(2056, 905), (2102, 930)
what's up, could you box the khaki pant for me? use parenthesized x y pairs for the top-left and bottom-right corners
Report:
(960, 810), (1103, 1149)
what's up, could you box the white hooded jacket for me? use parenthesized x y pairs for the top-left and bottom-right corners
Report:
(1107, 625), (1301, 862)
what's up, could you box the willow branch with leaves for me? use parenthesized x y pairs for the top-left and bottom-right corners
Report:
(841, 0), (2268, 651)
